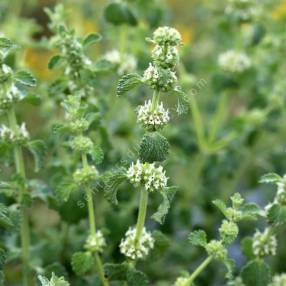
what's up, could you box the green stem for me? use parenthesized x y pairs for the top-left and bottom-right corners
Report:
(81, 154), (109, 286)
(7, 108), (31, 286)
(134, 188), (149, 248)
(151, 90), (160, 112)
(186, 256), (212, 285)
(119, 25), (127, 59)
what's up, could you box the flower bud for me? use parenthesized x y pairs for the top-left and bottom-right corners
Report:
(206, 240), (227, 260)
(73, 165), (98, 186)
(153, 26), (182, 46)
(152, 45), (179, 68)
(174, 277), (189, 286)
(219, 220), (239, 245)
(70, 135), (93, 153)
(84, 230), (106, 253)
(269, 274), (286, 286)
(252, 228), (277, 257)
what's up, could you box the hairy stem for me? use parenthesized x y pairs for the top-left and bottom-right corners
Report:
(134, 188), (149, 248)
(7, 107), (31, 286)
(187, 256), (212, 285)
(81, 154), (108, 286)
(151, 90), (160, 112)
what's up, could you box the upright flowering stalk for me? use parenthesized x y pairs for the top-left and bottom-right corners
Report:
(173, 193), (260, 286)
(108, 26), (186, 267)
(0, 37), (42, 285)
(45, 5), (108, 285)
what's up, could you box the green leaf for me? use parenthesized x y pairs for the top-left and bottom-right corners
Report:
(0, 37), (17, 54)
(83, 33), (102, 48)
(14, 71), (36, 87)
(94, 58), (114, 73)
(0, 204), (13, 229)
(90, 145), (104, 165)
(188, 230), (207, 247)
(151, 231), (170, 257)
(241, 260), (271, 286)
(71, 252), (93, 276)
(117, 73), (142, 96)
(104, 2), (138, 26)
(259, 173), (281, 184)
(0, 249), (7, 268)
(126, 268), (148, 286)
(224, 258), (235, 280)
(139, 132), (169, 163)
(48, 55), (63, 70)
(152, 187), (177, 224)
(213, 199), (228, 217)
(55, 179), (76, 202)
(241, 203), (261, 221)
(26, 140), (46, 172)
(104, 263), (128, 281)
(267, 204), (286, 225)
(241, 237), (255, 260)
(103, 168), (126, 204)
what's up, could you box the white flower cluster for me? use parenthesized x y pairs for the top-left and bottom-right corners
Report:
(143, 26), (181, 92)
(120, 227), (154, 260)
(269, 274), (286, 286)
(73, 165), (98, 186)
(174, 277), (189, 286)
(84, 230), (106, 253)
(137, 100), (169, 130)
(225, 0), (258, 21)
(105, 49), (137, 75)
(127, 160), (168, 192)
(0, 123), (29, 144)
(218, 50), (251, 73)
(252, 228), (277, 257)
(143, 63), (177, 92)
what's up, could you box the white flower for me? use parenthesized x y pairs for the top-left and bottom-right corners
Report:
(269, 274), (286, 286)
(152, 45), (179, 68)
(127, 160), (168, 192)
(153, 26), (182, 46)
(105, 49), (137, 75)
(143, 63), (177, 91)
(84, 230), (106, 253)
(252, 228), (277, 257)
(218, 50), (251, 73)
(120, 227), (154, 260)
(137, 100), (169, 130)
(0, 123), (29, 144)
(0, 82), (23, 109)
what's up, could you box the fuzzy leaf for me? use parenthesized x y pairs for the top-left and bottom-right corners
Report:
(0, 37), (17, 54)
(213, 199), (228, 217)
(94, 59), (114, 73)
(104, 263), (128, 281)
(173, 87), (189, 115)
(267, 204), (286, 225)
(83, 33), (102, 47)
(26, 140), (46, 172)
(139, 132), (169, 163)
(104, 2), (137, 26)
(90, 145), (104, 165)
(55, 179), (76, 202)
(259, 173), (281, 184)
(103, 168), (126, 204)
(126, 268), (148, 286)
(188, 230), (207, 247)
(241, 203), (261, 221)
(14, 71), (36, 87)
(152, 187), (177, 224)
(48, 55), (63, 70)
(38, 273), (70, 286)
(71, 252), (93, 276)
(117, 73), (142, 96)
(241, 237), (255, 260)
(241, 260), (271, 286)
(0, 204), (13, 229)
(0, 249), (6, 268)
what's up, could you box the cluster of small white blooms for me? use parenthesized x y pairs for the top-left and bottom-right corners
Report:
(127, 160), (168, 192)
(225, 0), (258, 21)
(252, 228), (277, 257)
(174, 277), (189, 286)
(119, 227), (154, 260)
(152, 45), (179, 68)
(269, 274), (286, 286)
(218, 50), (251, 73)
(0, 123), (29, 144)
(137, 100), (169, 130)
(105, 49), (137, 75)
(143, 63), (177, 92)
(153, 26), (182, 46)
(73, 165), (98, 186)
(84, 230), (106, 253)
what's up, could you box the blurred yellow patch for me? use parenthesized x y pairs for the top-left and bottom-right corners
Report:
(24, 48), (58, 81)
(177, 25), (193, 44)
(272, 0), (286, 20)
